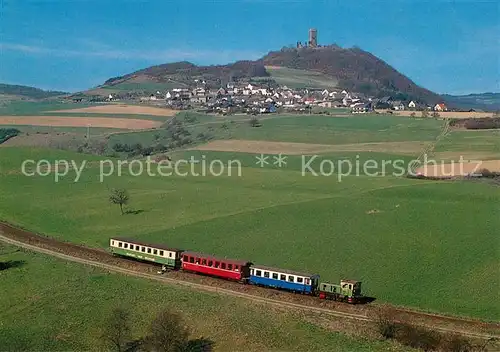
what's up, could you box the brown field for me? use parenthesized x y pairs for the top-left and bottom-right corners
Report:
(416, 159), (500, 177)
(385, 110), (495, 119)
(52, 104), (177, 116)
(193, 139), (426, 155)
(0, 116), (161, 129)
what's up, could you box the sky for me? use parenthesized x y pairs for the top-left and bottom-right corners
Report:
(0, 0), (498, 95)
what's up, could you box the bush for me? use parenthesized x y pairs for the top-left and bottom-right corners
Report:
(0, 128), (20, 144)
(438, 334), (473, 352)
(464, 117), (500, 130)
(396, 323), (441, 351)
(250, 117), (262, 127)
(373, 305), (399, 339)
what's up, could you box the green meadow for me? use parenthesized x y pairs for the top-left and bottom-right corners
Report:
(264, 66), (339, 89)
(0, 144), (498, 321)
(1, 247), (413, 351)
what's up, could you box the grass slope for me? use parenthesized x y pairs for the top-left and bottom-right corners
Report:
(263, 66), (339, 89)
(0, 248), (410, 351)
(0, 147), (498, 320)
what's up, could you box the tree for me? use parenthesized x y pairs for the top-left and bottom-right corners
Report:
(410, 112), (416, 118)
(421, 110), (429, 118)
(371, 305), (399, 339)
(101, 307), (132, 352)
(109, 188), (130, 215)
(432, 111), (440, 118)
(249, 117), (261, 127)
(143, 309), (189, 352)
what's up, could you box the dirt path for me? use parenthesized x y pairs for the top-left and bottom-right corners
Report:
(0, 116), (162, 129)
(51, 104), (178, 116)
(192, 139), (425, 155)
(0, 222), (498, 342)
(416, 160), (500, 177)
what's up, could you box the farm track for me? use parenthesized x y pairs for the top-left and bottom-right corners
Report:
(0, 222), (499, 342)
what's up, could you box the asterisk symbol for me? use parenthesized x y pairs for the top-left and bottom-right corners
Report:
(273, 154), (287, 167)
(255, 154), (269, 167)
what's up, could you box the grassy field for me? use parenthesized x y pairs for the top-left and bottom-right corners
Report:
(0, 100), (94, 115)
(264, 66), (339, 89)
(0, 146), (498, 321)
(433, 129), (500, 161)
(0, 247), (412, 351)
(107, 113), (445, 151)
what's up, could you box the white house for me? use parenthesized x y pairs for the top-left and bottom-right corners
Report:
(434, 103), (447, 112)
(408, 101), (416, 108)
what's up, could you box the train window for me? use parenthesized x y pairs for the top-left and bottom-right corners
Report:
(256, 270), (262, 277)
(227, 263), (232, 270)
(202, 259), (207, 265)
(305, 279), (310, 285)
(135, 245), (140, 251)
(288, 276), (294, 282)
(280, 274), (286, 281)
(208, 260), (213, 267)
(168, 252), (172, 258)
(147, 248), (151, 254)
(189, 257), (194, 263)
(141, 247), (145, 252)
(159, 250), (164, 256)
(221, 263), (226, 269)
(196, 258), (201, 264)
(264, 272), (269, 278)
(183, 255), (188, 261)
(215, 261), (220, 268)
(234, 265), (239, 271)
(123, 243), (128, 249)
(272, 273), (278, 279)
(153, 249), (157, 255)
(111, 241), (115, 246)
(297, 277), (303, 283)
(322, 284), (327, 290)
(118, 242), (122, 248)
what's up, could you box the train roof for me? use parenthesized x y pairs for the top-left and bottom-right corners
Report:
(251, 264), (319, 278)
(110, 237), (183, 253)
(181, 251), (251, 266)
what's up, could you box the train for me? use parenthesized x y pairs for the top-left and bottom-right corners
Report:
(109, 237), (363, 304)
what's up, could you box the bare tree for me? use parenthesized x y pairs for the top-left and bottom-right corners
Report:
(109, 188), (130, 215)
(102, 307), (132, 352)
(144, 309), (189, 352)
(421, 110), (430, 118)
(371, 305), (400, 339)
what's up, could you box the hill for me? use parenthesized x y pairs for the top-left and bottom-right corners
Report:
(441, 92), (500, 112)
(94, 45), (445, 105)
(262, 66), (339, 89)
(0, 83), (68, 100)
(100, 60), (269, 89)
(262, 46), (442, 104)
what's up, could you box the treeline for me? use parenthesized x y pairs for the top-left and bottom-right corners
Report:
(450, 117), (500, 130)
(262, 47), (442, 103)
(0, 128), (20, 144)
(111, 118), (212, 157)
(373, 306), (493, 351)
(102, 307), (214, 352)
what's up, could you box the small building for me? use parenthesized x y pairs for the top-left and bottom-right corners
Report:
(434, 103), (448, 112)
(408, 101), (416, 109)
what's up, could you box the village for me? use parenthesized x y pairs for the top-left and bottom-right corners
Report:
(98, 82), (449, 116)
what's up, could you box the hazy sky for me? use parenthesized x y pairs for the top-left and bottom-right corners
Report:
(0, 0), (498, 94)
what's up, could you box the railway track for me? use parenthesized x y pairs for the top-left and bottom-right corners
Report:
(1, 232), (499, 342)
